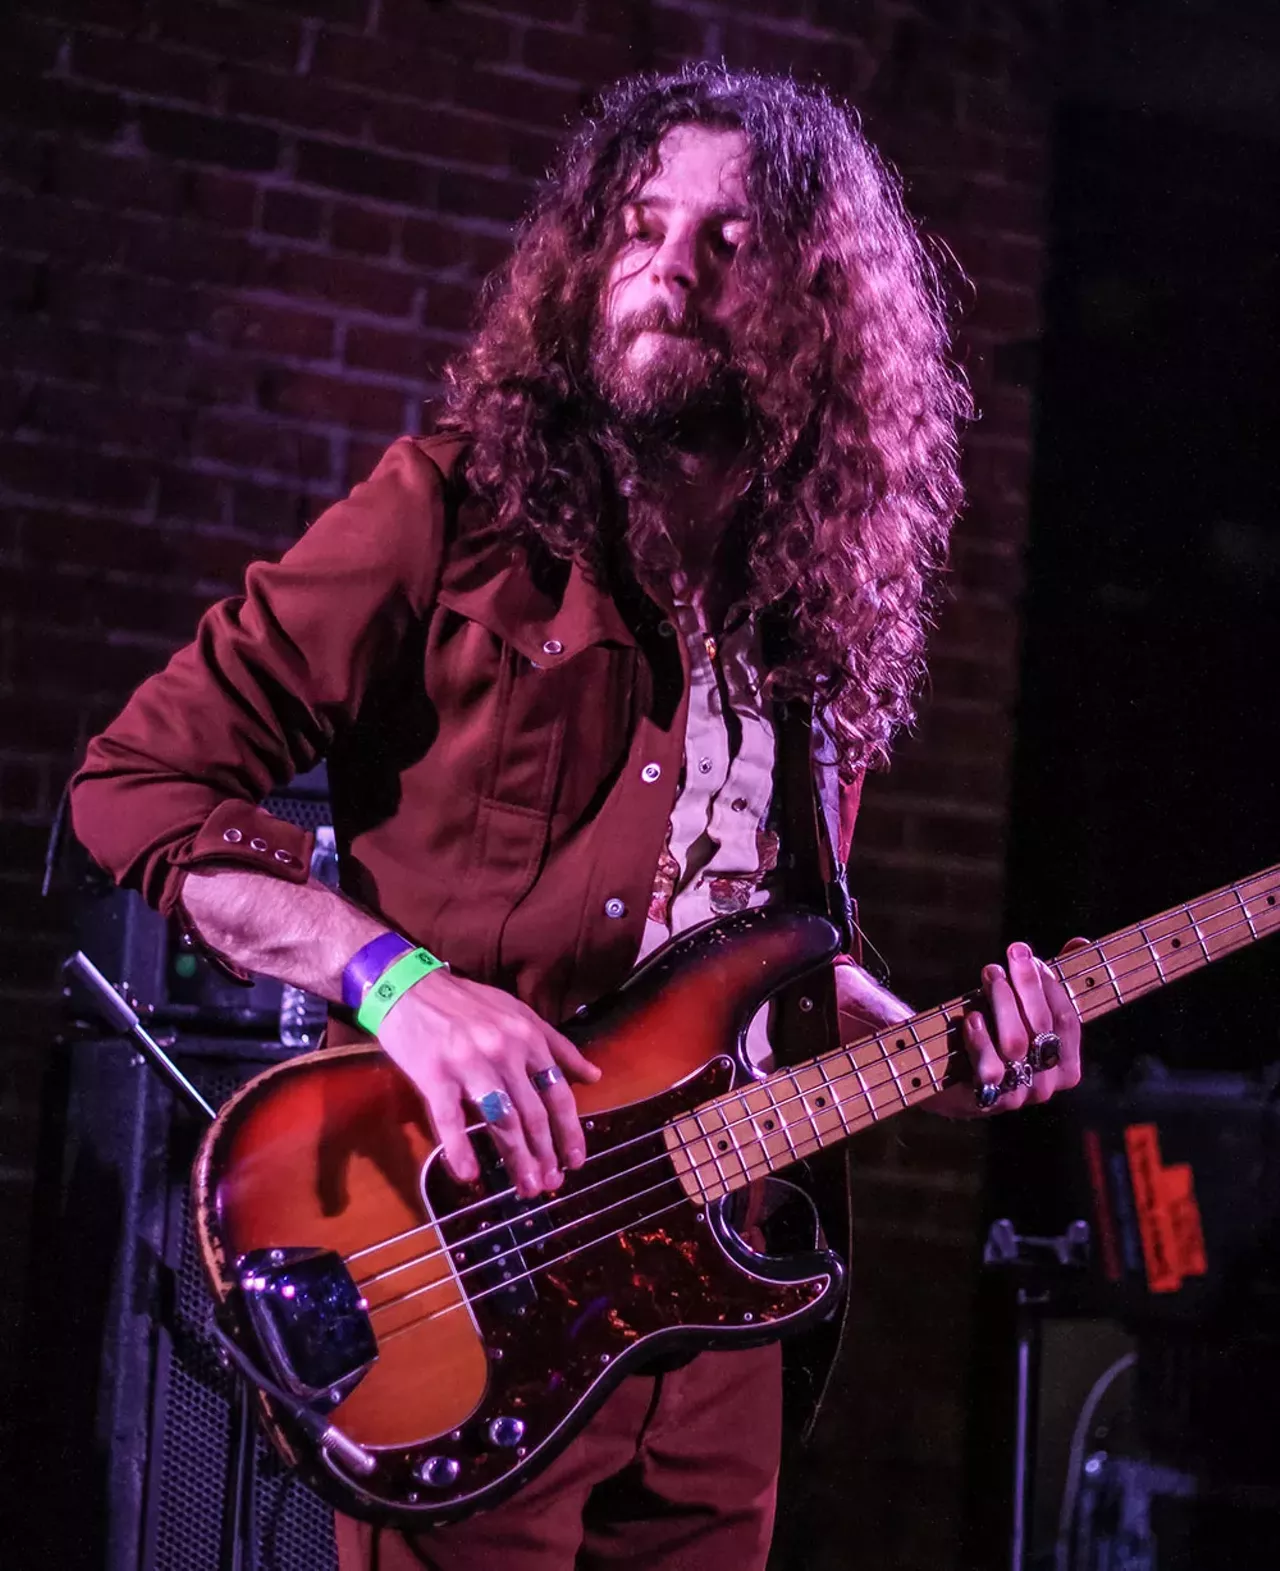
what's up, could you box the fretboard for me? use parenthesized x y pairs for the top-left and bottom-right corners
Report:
(665, 862), (1280, 1205)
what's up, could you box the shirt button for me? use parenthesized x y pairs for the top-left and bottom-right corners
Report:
(640, 762), (661, 783)
(603, 897), (627, 919)
(250, 837), (269, 851)
(732, 798), (749, 812)
(542, 639), (563, 656)
(223, 828), (243, 844)
(698, 758), (713, 774)
(657, 621), (675, 638)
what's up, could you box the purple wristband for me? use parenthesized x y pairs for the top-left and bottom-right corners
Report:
(341, 932), (415, 1012)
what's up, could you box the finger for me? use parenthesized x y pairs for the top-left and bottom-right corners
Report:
(504, 1071), (564, 1191)
(1037, 958), (1083, 1090)
(419, 1077), (481, 1185)
(462, 1078), (543, 1199)
(528, 1058), (588, 1170)
(963, 1007), (1007, 1104)
(1006, 941), (1054, 1038)
(984, 962), (1031, 1066)
(545, 1025), (602, 1084)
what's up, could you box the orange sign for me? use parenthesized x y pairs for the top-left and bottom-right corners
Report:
(1124, 1123), (1207, 1292)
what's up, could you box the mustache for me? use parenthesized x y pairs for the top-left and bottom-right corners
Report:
(615, 302), (731, 356)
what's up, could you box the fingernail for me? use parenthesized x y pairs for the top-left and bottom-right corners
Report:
(567, 1147), (585, 1168)
(1009, 942), (1031, 961)
(545, 1168), (564, 1190)
(983, 963), (1004, 984)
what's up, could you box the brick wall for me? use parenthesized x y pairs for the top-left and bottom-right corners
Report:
(0, 2), (1058, 1564)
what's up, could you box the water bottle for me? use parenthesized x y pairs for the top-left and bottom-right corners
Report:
(279, 825), (339, 1050)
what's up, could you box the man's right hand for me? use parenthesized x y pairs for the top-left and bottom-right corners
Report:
(375, 972), (602, 1198)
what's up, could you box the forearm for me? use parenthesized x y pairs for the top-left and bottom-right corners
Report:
(181, 868), (391, 1001)
(835, 960), (915, 1037)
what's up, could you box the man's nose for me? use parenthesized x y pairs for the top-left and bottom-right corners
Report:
(650, 228), (699, 296)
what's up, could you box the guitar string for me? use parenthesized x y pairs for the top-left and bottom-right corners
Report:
(346, 879), (1279, 1274)
(351, 896), (1277, 1323)
(347, 892), (1280, 1311)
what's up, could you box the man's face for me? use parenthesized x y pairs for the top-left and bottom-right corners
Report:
(594, 124), (751, 422)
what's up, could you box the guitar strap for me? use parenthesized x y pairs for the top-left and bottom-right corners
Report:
(768, 675), (859, 1444)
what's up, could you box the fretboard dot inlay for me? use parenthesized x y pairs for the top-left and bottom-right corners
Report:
(1085, 976), (1096, 988)
(716, 1140), (728, 1152)
(1172, 938), (1181, 948)
(763, 1119), (775, 1130)
(911, 1077), (921, 1088)
(815, 1097), (827, 1108)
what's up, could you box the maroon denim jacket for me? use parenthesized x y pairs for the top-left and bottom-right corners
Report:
(70, 435), (861, 1042)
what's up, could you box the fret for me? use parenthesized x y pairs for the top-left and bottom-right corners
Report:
(1238, 872), (1280, 941)
(740, 1082), (794, 1171)
(875, 1033), (910, 1109)
(1057, 944), (1121, 1016)
(1142, 908), (1207, 983)
(847, 1052), (879, 1121)
(693, 1108), (744, 1193)
(665, 1117), (714, 1203)
(1233, 883), (1260, 942)
(1192, 889), (1246, 960)
(812, 1059), (853, 1146)
(1143, 925), (1168, 983)
(1185, 901), (1213, 966)
(764, 1076), (802, 1166)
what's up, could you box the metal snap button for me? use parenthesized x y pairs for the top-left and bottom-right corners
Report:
(731, 798), (748, 812)
(603, 898), (626, 919)
(249, 837), (268, 851)
(698, 758), (713, 774)
(223, 828), (243, 844)
(542, 639), (563, 656)
(640, 762), (661, 783)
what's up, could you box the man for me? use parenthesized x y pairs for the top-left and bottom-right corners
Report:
(70, 64), (1080, 1571)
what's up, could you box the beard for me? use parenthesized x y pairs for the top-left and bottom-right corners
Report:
(589, 301), (745, 438)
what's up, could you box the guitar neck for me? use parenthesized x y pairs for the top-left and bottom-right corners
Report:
(667, 863), (1280, 1204)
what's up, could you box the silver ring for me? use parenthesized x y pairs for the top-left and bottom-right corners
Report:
(530, 1065), (564, 1094)
(1029, 1031), (1062, 1071)
(1002, 1059), (1035, 1093)
(475, 1089), (514, 1125)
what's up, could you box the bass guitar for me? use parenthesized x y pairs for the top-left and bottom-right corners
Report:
(192, 864), (1280, 1523)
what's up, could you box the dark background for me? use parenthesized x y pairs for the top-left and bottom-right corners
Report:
(2, 1), (1278, 1566)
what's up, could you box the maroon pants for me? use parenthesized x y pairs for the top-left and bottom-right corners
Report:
(335, 1343), (782, 1571)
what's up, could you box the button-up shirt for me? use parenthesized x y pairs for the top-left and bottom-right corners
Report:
(70, 435), (861, 1044)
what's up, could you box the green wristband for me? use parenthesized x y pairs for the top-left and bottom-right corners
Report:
(355, 946), (448, 1036)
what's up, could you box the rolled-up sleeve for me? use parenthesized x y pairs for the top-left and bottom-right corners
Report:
(69, 437), (449, 918)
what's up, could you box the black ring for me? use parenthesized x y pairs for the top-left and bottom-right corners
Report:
(1029, 1031), (1061, 1071)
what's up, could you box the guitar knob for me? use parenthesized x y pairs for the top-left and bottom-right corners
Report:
(416, 1455), (460, 1489)
(487, 1416), (525, 1448)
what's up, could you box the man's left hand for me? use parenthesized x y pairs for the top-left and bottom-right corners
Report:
(928, 939), (1084, 1119)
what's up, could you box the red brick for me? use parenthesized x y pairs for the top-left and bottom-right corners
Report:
(262, 249), (418, 317)
(183, 169), (258, 229)
(24, 382), (187, 456)
(296, 138), (427, 204)
(231, 480), (325, 538)
(331, 203), (396, 257)
(344, 324), (452, 379)
(254, 0), (370, 28)
(0, 72), (127, 142)
(0, 440), (153, 512)
(0, 257), (43, 312)
(44, 268), (196, 338)
(117, 222), (259, 288)
(345, 436), (392, 488)
(455, 67), (584, 132)
(468, 230), (513, 276)
(378, 0), (513, 62)
(114, 340), (257, 407)
(7, 15), (64, 75)
(523, 26), (639, 85)
(9, 621), (168, 702)
(194, 413), (334, 479)
(225, 66), (371, 138)
(508, 125), (566, 182)
(206, 298), (337, 361)
(138, 105), (279, 172)
(967, 281), (1039, 338)
(261, 187), (325, 240)
(156, 466), (229, 524)
(0, 128), (53, 196)
(437, 169), (531, 225)
(424, 280), (477, 333)
(309, 29), (453, 99)
(961, 179), (1044, 238)
(157, 2), (304, 72)
(370, 102), (506, 168)
(70, 33), (217, 107)
(401, 215), (467, 270)
(259, 369), (407, 431)
(54, 145), (181, 215)
(1, 314), (117, 385)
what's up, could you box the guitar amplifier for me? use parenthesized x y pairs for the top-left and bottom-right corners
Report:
(18, 1035), (338, 1571)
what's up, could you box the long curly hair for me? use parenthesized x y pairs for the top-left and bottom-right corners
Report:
(441, 63), (969, 777)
